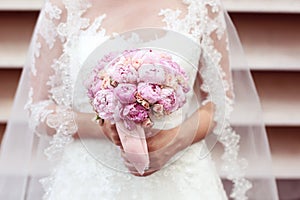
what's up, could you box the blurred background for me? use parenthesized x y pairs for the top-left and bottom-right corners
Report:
(0, 0), (299, 199)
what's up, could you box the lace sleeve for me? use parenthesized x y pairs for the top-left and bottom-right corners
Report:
(24, 0), (79, 159)
(198, 0), (234, 134)
(25, 0), (64, 135)
(200, 0), (239, 148)
(198, 1), (253, 199)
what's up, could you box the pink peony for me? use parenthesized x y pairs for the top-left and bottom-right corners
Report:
(142, 50), (161, 64)
(137, 83), (162, 104)
(87, 49), (191, 131)
(159, 53), (172, 61)
(138, 64), (166, 84)
(131, 50), (146, 69)
(175, 86), (187, 108)
(93, 89), (116, 120)
(114, 83), (137, 104)
(121, 103), (149, 123)
(100, 51), (119, 63)
(158, 88), (179, 114)
(164, 73), (177, 88)
(93, 52), (119, 79)
(117, 56), (131, 66)
(87, 80), (103, 99)
(110, 64), (138, 83)
(86, 52), (119, 99)
(160, 59), (184, 76)
(177, 75), (190, 93)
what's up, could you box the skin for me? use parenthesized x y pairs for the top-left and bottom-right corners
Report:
(79, 1), (222, 176)
(41, 0), (225, 177)
(99, 102), (215, 176)
(84, 0), (188, 36)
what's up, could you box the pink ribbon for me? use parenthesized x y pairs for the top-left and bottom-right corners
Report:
(116, 121), (149, 175)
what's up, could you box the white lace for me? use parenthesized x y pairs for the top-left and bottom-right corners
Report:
(41, 140), (227, 200)
(25, 0), (252, 199)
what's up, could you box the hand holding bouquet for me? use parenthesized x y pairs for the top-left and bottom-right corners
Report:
(86, 48), (191, 174)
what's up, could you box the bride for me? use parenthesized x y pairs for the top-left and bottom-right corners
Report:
(0, 0), (278, 199)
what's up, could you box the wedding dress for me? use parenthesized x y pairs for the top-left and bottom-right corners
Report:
(0, 0), (279, 199)
(45, 27), (228, 200)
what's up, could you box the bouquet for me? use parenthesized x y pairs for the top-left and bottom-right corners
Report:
(86, 48), (190, 174)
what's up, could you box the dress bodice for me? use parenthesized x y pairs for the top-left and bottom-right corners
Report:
(28, 1), (231, 199)
(59, 27), (227, 200)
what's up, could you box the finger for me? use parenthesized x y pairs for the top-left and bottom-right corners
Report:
(114, 140), (122, 147)
(121, 150), (127, 159)
(98, 120), (109, 136)
(99, 120), (118, 144)
(111, 131), (121, 146)
(100, 127), (112, 142)
(98, 118), (105, 126)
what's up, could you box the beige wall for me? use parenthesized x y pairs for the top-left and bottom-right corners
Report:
(0, 1), (299, 198)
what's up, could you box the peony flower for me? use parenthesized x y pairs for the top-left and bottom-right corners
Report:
(110, 64), (138, 83)
(132, 58), (143, 69)
(117, 56), (131, 66)
(93, 89), (116, 120)
(164, 73), (177, 88)
(138, 64), (166, 84)
(159, 53), (172, 61)
(116, 49), (141, 67)
(137, 83), (162, 104)
(87, 80), (102, 99)
(87, 49), (191, 131)
(158, 88), (179, 114)
(93, 51), (119, 76)
(121, 103), (149, 123)
(100, 51), (119, 63)
(131, 50), (146, 69)
(85, 71), (106, 99)
(142, 49), (161, 64)
(177, 75), (190, 93)
(175, 86), (187, 108)
(160, 59), (182, 75)
(114, 83), (137, 104)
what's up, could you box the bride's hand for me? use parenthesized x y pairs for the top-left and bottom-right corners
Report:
(98, 120), (122, 147)
(122, 102), (215, 176)
(121, 125), (182, 176)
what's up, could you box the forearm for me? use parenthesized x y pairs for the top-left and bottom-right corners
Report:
(74, 112), (104, 139)
(33, 103), (104, 139)
(192, 102), (215, 144)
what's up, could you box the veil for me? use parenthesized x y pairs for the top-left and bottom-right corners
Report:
(0, 0), (278, 199)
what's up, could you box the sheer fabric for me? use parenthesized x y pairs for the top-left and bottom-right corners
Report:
(0, 0), (278, 199)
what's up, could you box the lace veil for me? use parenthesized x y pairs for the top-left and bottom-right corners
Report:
(0, 0), (278, 199)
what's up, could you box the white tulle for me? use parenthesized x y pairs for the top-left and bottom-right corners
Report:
(0, 0), (278, 199)
(41, 141), (227, 200)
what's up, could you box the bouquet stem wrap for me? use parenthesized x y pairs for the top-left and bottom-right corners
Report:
(116, 121), (149, 175)
(85, 48), (191, 175)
